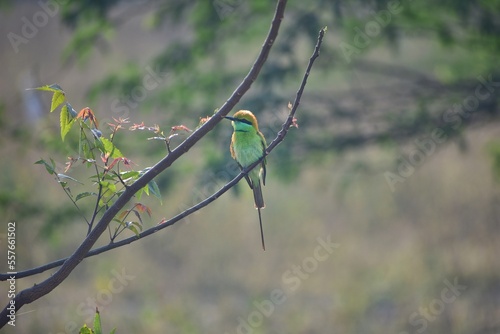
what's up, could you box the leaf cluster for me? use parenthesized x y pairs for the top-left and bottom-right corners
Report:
(50, 0), (500, 181)
(33, 84), (166, 239)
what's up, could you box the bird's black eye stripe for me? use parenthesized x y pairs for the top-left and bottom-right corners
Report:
(236, 118), (252, 125)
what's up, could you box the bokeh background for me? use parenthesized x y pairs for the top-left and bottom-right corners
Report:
(1, 0), (499, 333)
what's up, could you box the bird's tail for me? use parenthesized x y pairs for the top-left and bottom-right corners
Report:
(257, 207), (265, 251)
(252, 180), (265, 209)
(253, 180), (265, 250)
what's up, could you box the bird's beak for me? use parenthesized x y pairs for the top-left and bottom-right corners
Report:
(224, 116), (237, 121)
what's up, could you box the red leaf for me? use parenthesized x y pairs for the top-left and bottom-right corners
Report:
(77, 107), (99, 129)
(135, 203), (152, 217)
(118, 210), (129, 220)
(64, 156), (77, 173)
(171, 125), (192, 133)
(199, 116), (211, 126)
(129, 122), (145, 131)
(107, 157), (120, 170)
(101, 152), (109, 163)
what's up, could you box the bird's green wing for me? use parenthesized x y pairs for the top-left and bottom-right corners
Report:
(259, 131), (267, 186)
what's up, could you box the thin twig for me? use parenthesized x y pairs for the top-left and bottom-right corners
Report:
(0, 24), (326, 284)
(59, 177), (90, 226)
(267, 27), (326, 153)
(0, 0), (288, 327)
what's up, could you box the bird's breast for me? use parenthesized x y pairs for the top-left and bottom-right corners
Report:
(232, 133), (264, 168)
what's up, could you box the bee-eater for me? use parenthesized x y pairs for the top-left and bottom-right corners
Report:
(225, 110), (267, 250)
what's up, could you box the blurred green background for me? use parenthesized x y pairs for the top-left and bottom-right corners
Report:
(1, 0), (499, 333)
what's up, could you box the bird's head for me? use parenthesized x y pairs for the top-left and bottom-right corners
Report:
(225, 110), (260, 132)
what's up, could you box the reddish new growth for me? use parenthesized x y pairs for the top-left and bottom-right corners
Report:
(108, 117), (130, 132)
(76, 107), (99, 129)
(64, 156), (78, 173)
(171, 125), (192, 133)
(198, 116), (212, 127)
(105, 157), (134, 171)
(129, 122), (160, 133)
(167, 125), (192, 142)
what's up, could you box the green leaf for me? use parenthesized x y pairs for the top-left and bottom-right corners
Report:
(120, 171), (140, 180)
(148, 180), (162, 203)
(35, 159), (55, 175)
(131, 221), (143, 231)
(60, 104), (69, 138)
(78, 324), (93, 334)
(115, 217), (124, 223)
(109, 328), (116, 334)
(31, 84), (63, 93)
(127, 224), (140, 237)
(93, 136), (105, 154)
(136, 187), (144, 200)
(82, 141), (93, 160)
(93, 309), (102, 334)
(60, 103), (75, 141)
(100, 181), (117, 194)
(57, 173), (83, 184)
(31, 84), (66, 112)
(51, 90), (66, 113)
(102, 173), (117, 182)
(75, 192), (96, 202)
(131, 210), (143, 225)
(100, 138), (123, 159)
(142, 184), (150, 196)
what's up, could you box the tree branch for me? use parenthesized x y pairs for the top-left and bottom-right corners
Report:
(1, 26), (326, 289)
(267, 27), (326, 153)
(0, 0), (287, 327)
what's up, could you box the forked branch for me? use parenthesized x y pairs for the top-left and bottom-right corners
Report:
(0, 0), (287, 327)
(0, 3), (328, 330)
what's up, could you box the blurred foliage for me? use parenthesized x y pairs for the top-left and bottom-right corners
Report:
(1, 1), (499, 333)
(0, 0), (498, 236)
(487, 140), (500, 182)
(46, 0), (500, 180)
(1, 0), (498, 252)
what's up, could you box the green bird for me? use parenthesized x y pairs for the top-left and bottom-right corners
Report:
(225, 110), (267, 250)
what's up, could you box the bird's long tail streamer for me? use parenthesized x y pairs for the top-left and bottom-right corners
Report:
(257, 207), (265, 251)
